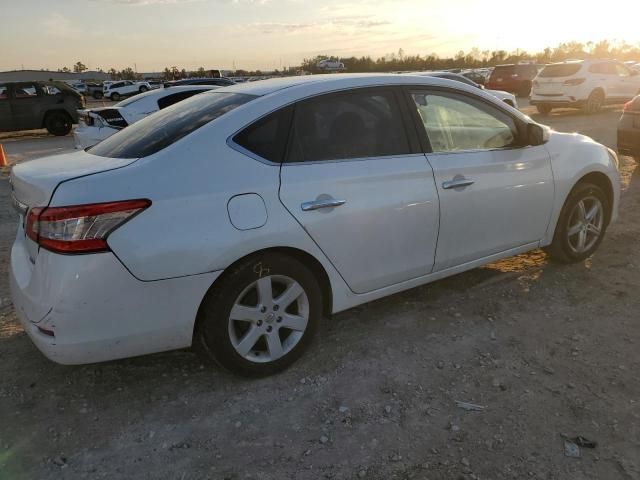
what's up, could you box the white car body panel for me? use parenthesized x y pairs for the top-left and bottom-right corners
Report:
(9, 74), (621, 365)
(484, 88), (518, 107)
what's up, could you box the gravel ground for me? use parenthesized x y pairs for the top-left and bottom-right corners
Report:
(1, 105), (639, 480)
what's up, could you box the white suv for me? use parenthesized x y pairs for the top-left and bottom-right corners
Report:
(103, 80), (154, 101)
(531, 60), (640, 114)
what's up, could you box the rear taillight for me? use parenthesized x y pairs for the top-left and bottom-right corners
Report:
(563, 78), (586, 86)
(26, 199), (151, 254)
(624, 100), (640, 112)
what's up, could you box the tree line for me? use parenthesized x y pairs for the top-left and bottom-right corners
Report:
(57, 39), (640, 80)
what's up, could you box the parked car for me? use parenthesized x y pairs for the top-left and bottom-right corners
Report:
(85, 83), (104, 99)
(103, 81), (154, 101)
(66, 82), (87, 95)
(618, 95), (640, 162)
(164, 78), (236, 88)
(9, 74), (619, 375)
(531, 60), (640, 115)
(462, 69), (489, 86)
(409, 71), (518, 107)
(485, 63), (540, 97)
(74, 85), (219, 148)
(0, 81), (83, 136)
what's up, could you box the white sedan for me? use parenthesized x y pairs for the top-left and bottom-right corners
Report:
(74, 86), (218, 148)
(9, 74), (620, 376)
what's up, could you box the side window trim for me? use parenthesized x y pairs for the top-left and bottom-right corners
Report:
(401, 85), (527, 154)
(283, 86), (414, 164)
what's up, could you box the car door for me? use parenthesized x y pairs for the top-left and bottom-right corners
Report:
(278, 87), (440, 294)
(406, 88), (554, 271)
(9, 82), (43, 130)
(0, 84), (13, 131)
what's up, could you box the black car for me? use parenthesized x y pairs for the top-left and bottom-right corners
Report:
(163, 78), (236, 88)
(618, 95), (640, 162)
(85, 82), (104, 99)
(0, 81), (83, 136)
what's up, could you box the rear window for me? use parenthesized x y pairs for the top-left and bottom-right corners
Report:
(88, 92), (255, 159)
(491, 66), (516, 77)
(539, 63), (582, 77)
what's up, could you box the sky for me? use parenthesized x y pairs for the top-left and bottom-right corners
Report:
(1, 0), (639, 72)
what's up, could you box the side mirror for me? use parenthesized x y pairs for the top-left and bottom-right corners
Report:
(527, 123), (547, 146)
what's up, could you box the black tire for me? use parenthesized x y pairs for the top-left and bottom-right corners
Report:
(139, 86), (149, 93)
(517, 82), (531, 98)
(584, 90), (604, 114)
(110, 92), (121, 101)
(92, 91), (103, 99)
(536, 104), (553, 115)
(196, 252), (322, 376)
(44, 111), (72, 136)
(545, 183), (609, 263)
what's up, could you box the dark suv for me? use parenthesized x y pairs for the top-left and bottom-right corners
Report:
(0, 81), (83, 136)
(486, 64), (540, 97)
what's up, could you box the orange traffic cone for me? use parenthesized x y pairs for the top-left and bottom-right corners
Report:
(0, 144), (7, 167)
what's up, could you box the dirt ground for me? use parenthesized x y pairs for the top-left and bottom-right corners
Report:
(1, 104), (639, 480)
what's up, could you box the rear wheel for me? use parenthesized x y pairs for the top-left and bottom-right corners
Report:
(584, 90), (604, 114)
(110, 92), (121, 101)
(536, 104), (553, 115)
(44, 111), (72, 136)
(196, 252), (322, 376)
(545, 183), (609, 263)
(518, 82), (532, 97)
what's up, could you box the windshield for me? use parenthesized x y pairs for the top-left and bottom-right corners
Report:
(539, 63), (583, 77)
(88, 92), (256, 159)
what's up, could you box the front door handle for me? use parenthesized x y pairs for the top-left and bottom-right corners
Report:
(442, 178), (475, 189)
(301, 198), (346, 211)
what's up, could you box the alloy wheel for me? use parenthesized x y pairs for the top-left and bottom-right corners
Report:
(228, 275), (309, 363)
(566, 196), (604, 254)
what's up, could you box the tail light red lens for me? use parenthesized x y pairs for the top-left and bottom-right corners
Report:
(26, 199), (151, 254)
(563, 78), (586, 86)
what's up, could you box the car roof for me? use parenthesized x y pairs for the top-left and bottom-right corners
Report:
(220, 73), (472, 97)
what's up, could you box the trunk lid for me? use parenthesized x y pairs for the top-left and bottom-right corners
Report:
(10, 150), (137, 207)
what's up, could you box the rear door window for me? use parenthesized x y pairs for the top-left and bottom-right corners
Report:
(88, 92), (255, 159)
(14, 83), (38, 98)
(286, 88), (411, 162)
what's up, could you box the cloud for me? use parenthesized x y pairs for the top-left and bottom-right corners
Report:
(95, 0), (269, 4)
(42, 14), (81, 39)
(248, 15), (392, 35)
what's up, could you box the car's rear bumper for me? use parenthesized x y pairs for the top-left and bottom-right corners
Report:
(530, 94), (585, 108)
(10, 226), (220, 365)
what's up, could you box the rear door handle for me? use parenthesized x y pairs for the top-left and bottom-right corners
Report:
(442, 178), (474, 189)
(301, 198), (346, 211)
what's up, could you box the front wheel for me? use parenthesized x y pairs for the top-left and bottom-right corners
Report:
(196, 253), (322, 376)
(545, 183), (609, 263)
